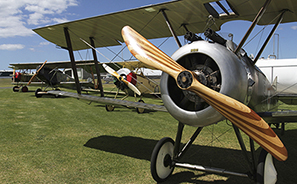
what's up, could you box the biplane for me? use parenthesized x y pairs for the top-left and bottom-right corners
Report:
(10, 60), (94, 96)
(32, 0), (297, 183)
(10, 59), (163, 112)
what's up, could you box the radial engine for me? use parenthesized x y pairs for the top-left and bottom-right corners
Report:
(160, 28), (277, 127)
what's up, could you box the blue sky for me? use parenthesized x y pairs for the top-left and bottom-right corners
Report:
(1, 0), (297, 70)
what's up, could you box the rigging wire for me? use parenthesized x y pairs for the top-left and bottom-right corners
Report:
(65, 11), (167, 99)
(67, 29), (162, 99)
(243, 11), (283, 49)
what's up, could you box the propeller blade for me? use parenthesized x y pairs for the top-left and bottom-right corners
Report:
(102, 63), (141, 96)
(27, 60), (47, 85)
(122, 26), (288, 161)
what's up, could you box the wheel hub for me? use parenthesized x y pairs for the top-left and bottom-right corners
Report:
(163, 154), (172, 168)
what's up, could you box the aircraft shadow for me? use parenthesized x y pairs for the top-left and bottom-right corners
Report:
(84, 133), (297, 184)
(93, 104), (155, 113)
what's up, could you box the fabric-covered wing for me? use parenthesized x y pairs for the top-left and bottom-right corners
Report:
(10, 60), (95, 70)
(33, 0), (297, 51)
(10, 60), (157, 75)
(276, 94), (297, 105)
(46, 90), (167, 112)
(259, 110), (297, 124)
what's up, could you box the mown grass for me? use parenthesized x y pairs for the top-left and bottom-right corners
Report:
(0, 78), (296, 183)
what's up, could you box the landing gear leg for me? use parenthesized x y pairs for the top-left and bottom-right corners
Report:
(150, 122), (203, 182)
(233, 124), (278, 184)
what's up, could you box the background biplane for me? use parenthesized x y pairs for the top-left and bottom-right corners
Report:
(32, 0), (297, 183)
(10, 60), (94, 96)
(10, 59), (165, 113)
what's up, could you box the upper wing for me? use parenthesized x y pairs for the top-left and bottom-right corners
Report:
(10, 60), (95, 70)
(10, 60), (158, 75)
(33, 0), (297, 51)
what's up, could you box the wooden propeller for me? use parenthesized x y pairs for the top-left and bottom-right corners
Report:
(27, 60), (47, 85)
(102, 63), (141, 96)
(122, 26), (287, 161)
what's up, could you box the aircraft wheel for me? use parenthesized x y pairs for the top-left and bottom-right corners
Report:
(21, 86), (28, 92)
(105, 104), (115, 111)
(151, 137), (175, 182)
(136, 99), (145, 114)
(13, 86), (19, 92)
(256, 149), (277, 184)
(35, 88), (43, 98)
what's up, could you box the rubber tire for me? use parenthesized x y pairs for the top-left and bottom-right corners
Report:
(21, 86), (28, 92)
(13, 86), (19, 92)
(136, 99), (145, 114)
(105, 104), (115, 111)
(256, 149), (277, 184)
(35, 88), (43, 98)
(151, 137), (175, 182)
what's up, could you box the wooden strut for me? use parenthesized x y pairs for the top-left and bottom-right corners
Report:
(234, 0), (272, 55)
(253, 10), (287, 64)
(160, 9), (182, 48)
(90, 37), (104, 97)
(64, 27), (81, 95)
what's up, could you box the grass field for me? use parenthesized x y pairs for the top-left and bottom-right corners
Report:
(0, 78), (297, 183)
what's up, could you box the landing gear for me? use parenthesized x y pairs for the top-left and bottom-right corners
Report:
(12, 85), (28, 92)
(21, 86), (28, 92)
(136, 99), (145, 114)
(257, 149), (277, 184)
(13, 86), (19, 92)
(150, 137), (175, 182)
(150, 122), (278, 183)
(105, 104), (115, 111)
(35, 88), (42, 98)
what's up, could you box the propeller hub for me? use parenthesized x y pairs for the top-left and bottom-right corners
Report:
(177, 71), (193, 89)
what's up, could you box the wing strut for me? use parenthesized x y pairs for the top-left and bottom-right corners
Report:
(90, 37), (104, 97)
(253, 10), (287, 64)
(64, 27), (81, 94)
(234, 0), (272, 55)
(160, 9), (182, 48)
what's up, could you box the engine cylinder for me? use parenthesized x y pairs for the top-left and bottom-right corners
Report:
(161, 41), (249, 127)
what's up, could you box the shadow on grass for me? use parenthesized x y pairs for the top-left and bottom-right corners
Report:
(94, 104), (156, 113)
(84, 129), (297, 184)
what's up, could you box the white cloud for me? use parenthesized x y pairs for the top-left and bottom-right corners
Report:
(0, 0), (78, 38)
(39, 42), (50, 46)
(52, 17), (69, 24)
(291, 25), (297, 30)
(0, 44), (25, 50)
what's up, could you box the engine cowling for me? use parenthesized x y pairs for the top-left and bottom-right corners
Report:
(160, 40), (249, 127)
